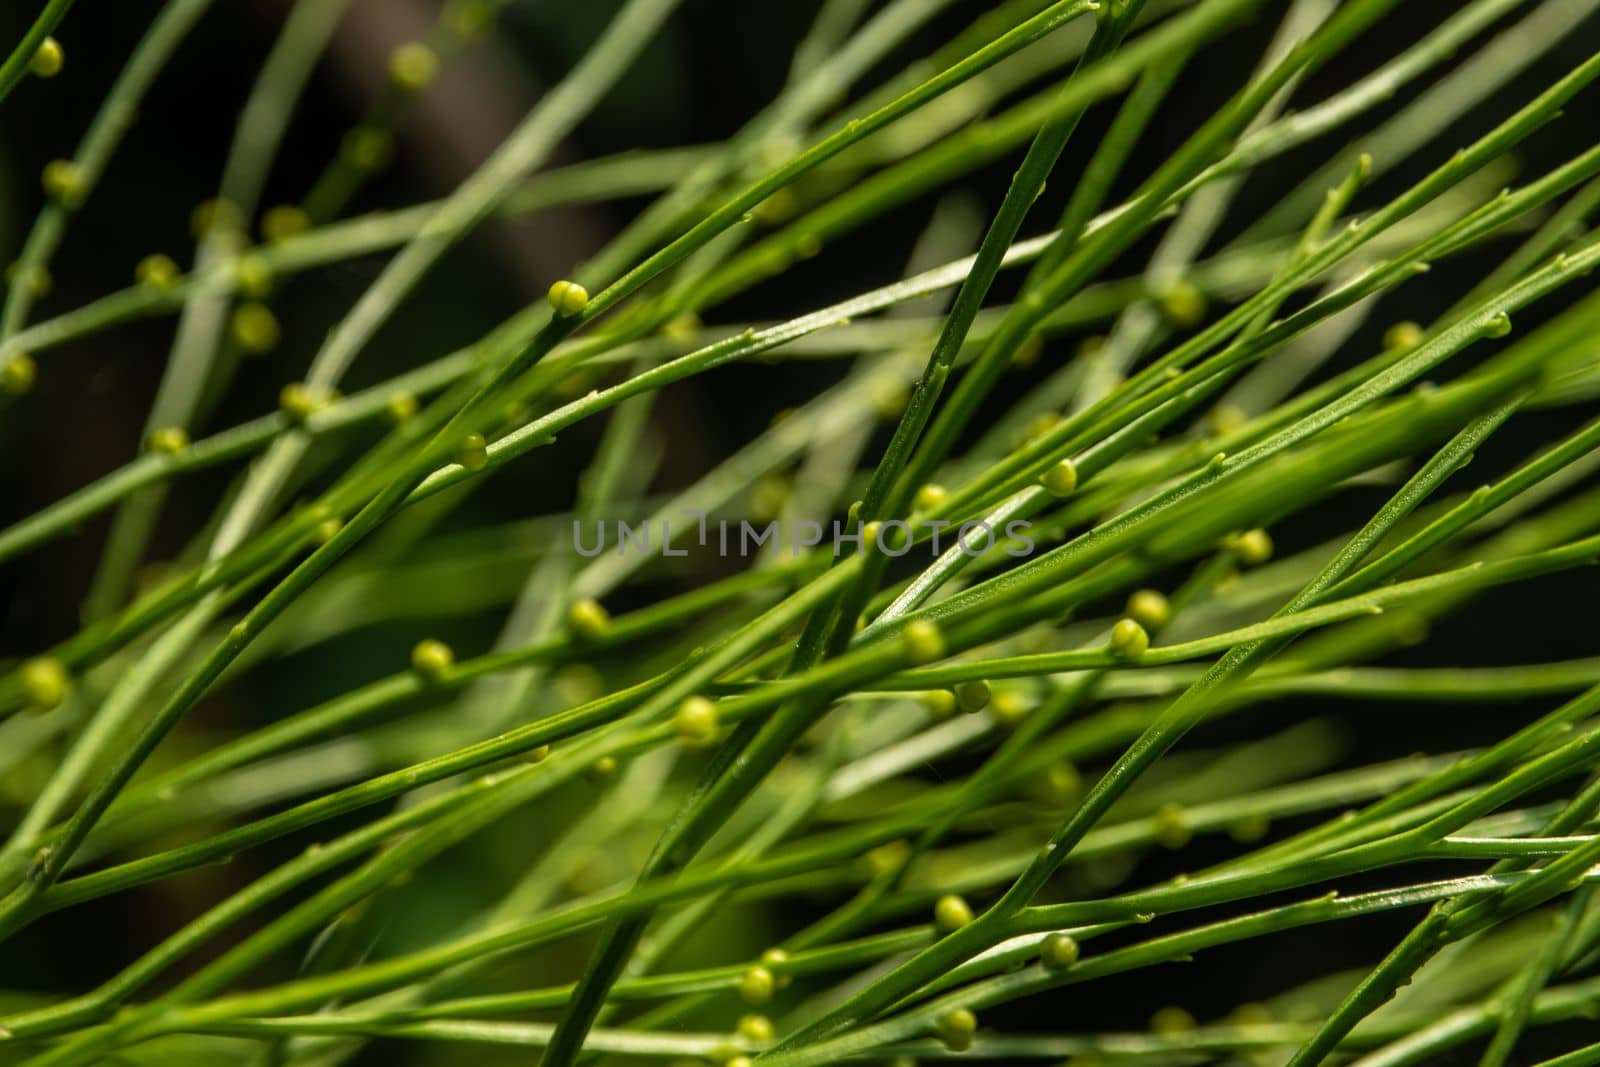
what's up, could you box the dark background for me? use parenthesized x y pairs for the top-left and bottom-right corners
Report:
(2, 2), (1598, 1063)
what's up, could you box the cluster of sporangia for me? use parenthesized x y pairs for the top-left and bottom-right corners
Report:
(2, 30), (465, 414)
(0, 36), (65, 398)
(0, 26), (1304, 1052)
(391, 394), (1276, 1056)
(4, 243), (1281, 1055)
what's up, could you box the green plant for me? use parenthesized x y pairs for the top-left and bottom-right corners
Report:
(2, 1), (1600, 1066)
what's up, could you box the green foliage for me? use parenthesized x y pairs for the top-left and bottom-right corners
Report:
(2, 1), (1600, 1066)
